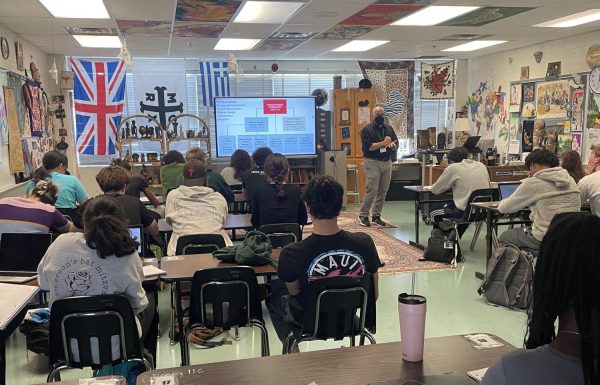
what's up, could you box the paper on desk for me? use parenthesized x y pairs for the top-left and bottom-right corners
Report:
(143, 265), (167, 278)
(464, 334), (504, 349)
(422, 186), (432, 190)
(467, 368), (488, 383)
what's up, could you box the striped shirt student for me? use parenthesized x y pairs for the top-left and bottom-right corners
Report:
(0, 180), (72, 234)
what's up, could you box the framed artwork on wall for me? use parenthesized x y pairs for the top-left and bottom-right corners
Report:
(0, 37), (9, 60)
(14, 41), (23, 71)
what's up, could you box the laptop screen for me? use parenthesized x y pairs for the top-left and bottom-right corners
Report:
(128, 226), (143, 255)
(499, 183), (520, 200)
(0, 233), (52, 271)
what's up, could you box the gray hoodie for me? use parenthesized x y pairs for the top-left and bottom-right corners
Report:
(498, 167), (581, 241)
(165, 185), (231, 256)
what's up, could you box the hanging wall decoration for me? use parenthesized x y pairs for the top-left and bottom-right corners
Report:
(572, 88), (585, 132)
(522, 83), (535, 102)
(572, 132), (582, 154)
(14, 42), (23, 71)
(520, 66), (529, 80)
(509, 83), (522, 113)
(3, 86), (24, 173)
(588, 85), (600, 129)
(545, 61), (561, 81)
(420, 61), (454, 100)
(535, 80), (569, 119)
(466, 81), (507, 139)
(0, 76), (7, 145)
(0, 37), (8, 60)
(358, 60), (414, 139)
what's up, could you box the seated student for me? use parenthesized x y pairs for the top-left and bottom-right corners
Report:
(93, 166), (159, 236)
(483, 212), (599, 385)
(175, 148), (234, 203)
(498, 149), (580, 250)
(37, 195), (155, 340)
(429, 147), (490, 236)
(242, 147), (273, 202)
(111, 159), (161, 208)
(267, 176), (381, 342)
(165, 160), (232, 256)
(0, 179), (73, 233)
(25, 151), (88, 218)
(221, 149), (252, 187)
(251, 153), (308, 228)
(160, 150), (185, 198)
(577, 155), (600, 217)
(561, 150), (586, 184)
(585, 144), (600, 174)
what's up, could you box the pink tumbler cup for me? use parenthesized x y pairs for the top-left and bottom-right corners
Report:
(398, 293), (427, 362)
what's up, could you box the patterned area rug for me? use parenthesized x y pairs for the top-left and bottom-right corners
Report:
(302, 211), (450, 275)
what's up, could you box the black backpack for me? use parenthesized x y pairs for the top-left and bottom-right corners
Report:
(422, 228), (462, 266)
(478, 244), (534, 311)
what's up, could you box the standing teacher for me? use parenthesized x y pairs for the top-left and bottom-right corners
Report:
(358, 106), (398, 227)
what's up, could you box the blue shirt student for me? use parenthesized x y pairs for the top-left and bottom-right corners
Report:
(25, 171), (88, 209)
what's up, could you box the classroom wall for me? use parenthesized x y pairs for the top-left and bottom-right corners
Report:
(0, 22), (59, 196)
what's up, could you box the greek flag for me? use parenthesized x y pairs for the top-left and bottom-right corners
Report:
(200, 61), (230, 107)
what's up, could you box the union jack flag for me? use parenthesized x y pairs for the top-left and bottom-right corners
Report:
(70, 58), (126, 155)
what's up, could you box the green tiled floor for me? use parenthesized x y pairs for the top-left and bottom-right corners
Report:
(7, 201), (526, 384)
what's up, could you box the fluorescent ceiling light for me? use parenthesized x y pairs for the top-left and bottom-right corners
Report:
(442, 40), (507, 52)
(214, 38), (261, 51)
(39, 0), (109, 19)
(234, 1), (304, 23)
(332, 40), (389, 52)
(392, 6), (480, 26)
(73, 35), (121, 48)
(534, 9), (600, 28)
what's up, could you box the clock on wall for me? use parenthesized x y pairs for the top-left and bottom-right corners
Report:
(0, 37), (8, 60)
(590, 66), (600, 94)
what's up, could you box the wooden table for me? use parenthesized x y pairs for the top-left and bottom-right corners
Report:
(402, 185), (453, 248)
(137, 334), (515, 385)
(162, 250), (280, 366)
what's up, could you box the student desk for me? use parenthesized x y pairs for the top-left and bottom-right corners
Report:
(33, 376), (125, 385)
(137, 334), (515, 385)
(161, 249), (280, 366)
(402, 186), (453, 248)
(470, 201), (531, 280)
(158, 213), (255, 243)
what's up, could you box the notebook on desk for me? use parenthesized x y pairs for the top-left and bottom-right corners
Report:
(0, 233), (52, 283)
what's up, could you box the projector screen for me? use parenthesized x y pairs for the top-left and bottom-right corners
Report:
(214, 97), (316, 157)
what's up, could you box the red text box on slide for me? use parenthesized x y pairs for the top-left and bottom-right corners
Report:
(263, 99), (287, 114)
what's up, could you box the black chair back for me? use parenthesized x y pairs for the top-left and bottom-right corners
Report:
(48, 295), (144, 370)
(300, 274), (375, 341)
(460, 188), (499, 223)
(257, 223), (302, 248)
(175, 234), (227, 255)
(189, 267), (263, 330)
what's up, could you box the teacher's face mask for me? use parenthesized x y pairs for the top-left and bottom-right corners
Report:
(374, 115), (385, 126)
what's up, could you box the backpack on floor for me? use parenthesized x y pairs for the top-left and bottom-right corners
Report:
(478, 244), (534, 311)
(422, 228), (462, 265)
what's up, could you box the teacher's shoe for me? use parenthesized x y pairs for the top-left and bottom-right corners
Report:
(358, 216), (371, 227)
(372, 216), (387, 226)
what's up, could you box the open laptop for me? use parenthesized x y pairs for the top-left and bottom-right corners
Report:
(498, 182), (521, 200)
(463, 135), (481, 151)
(0, 233), (52, 283)
(128, 225), (146, 257)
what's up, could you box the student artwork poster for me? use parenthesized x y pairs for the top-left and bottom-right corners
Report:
(214, 97), (316, 157)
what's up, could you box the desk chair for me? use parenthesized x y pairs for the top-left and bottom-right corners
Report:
(282, 274), (376, 354)
(443, 188), (499, 254)
(183, 267), (269, 365)
(170, 234), (228, 344)
(47, 295), (153, 382)
(257, 223), (302, 248)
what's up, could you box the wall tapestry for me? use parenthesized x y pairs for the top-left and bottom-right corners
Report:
(0, 73), (7, 145)
(420, 61), (454, 100)
(3, 86), (24, 173)
(7, 73), (30, 136)
(358, 61), (414, 139)
(466, 81), (507, 140)
(509, 83), (522, 113)
(535, 80), (569, 119)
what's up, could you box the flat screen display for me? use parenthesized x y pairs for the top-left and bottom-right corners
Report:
(214, 97), (316, 157)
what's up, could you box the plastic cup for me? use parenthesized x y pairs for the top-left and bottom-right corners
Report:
(398, 293), (427, 362)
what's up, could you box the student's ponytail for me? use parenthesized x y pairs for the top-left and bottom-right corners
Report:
(264, 153), (289, 201)
(83, 195), (137, 258)
(31, 179), (59, 205)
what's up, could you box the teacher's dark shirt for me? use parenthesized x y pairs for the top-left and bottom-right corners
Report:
(360, 123), (398, 161)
